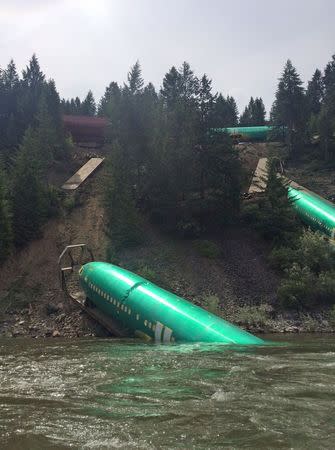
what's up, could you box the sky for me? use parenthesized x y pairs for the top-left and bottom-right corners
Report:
(0, 0), (334, 114)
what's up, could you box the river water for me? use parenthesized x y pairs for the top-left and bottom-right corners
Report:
(0, 335), (334, 449)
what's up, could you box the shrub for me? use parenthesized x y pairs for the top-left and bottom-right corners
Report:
(193, 240), (220, 258)
(235, 304), (271, 327)
(329, 306), (335, 328)
(176, 218), (201, 238)
(268, 245), (298, 271)
(297, 230), (335, 274)
(137, 265), (160, 284)
(63, 194), (76, 213)
(202, 295), (220, 314)
(278, 263), (335, 310)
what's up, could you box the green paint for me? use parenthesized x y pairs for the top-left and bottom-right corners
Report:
(213, 126), (273, 141)
(288, 187), (335, 238)
(79, 262), (264, 345)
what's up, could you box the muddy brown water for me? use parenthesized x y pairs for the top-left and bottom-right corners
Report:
(0, 335), (334, 449)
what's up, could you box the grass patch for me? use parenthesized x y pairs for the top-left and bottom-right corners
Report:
(202, 295), (220, 314)
(0, 278), (42, 319)
(234, 304), (272, 328)
(193, 240), (221, 258)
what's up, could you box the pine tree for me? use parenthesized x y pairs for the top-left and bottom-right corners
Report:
(0, 60), (20, 151)
(35, 92), (58, 167)
(239, 98), (254, 126)
(0, 162), (12, 261)
(212, 94), (238, 127)
(98, 82), (121, 116)
(199, 74), (215, 129)
(12, 131), (46, 246)
(240, 97), (266, 126)
(74, 97), (82, 114)
(319, 55), (335, 160)
(271, 60), (306, 155)
(127, 61), (144, 95)
(81, 90), (96, 116)
(179, 61), (199, 102)
(306, 69), (324, 116)
(160, 66), (181, 108)
(21, 54), (45, 129)
(104, 142), (142, 250)
(253, 98), (266, 125)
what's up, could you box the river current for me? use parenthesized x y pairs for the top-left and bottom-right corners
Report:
(0, 335), (334, 449)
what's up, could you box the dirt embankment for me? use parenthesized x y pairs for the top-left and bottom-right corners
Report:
(0, 153), (108, 338)
(1, 142), (333, 338)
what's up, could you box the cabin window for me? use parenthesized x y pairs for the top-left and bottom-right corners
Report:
(136, 314), (140, 320)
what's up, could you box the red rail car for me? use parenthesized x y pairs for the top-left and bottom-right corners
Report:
(62, 115), (108, 144)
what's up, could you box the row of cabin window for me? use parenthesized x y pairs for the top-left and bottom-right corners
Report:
(299, 209), (333, 232)
(84, 278), (159, 332)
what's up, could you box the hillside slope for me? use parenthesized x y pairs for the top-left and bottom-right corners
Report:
(0, 169), (108, 338)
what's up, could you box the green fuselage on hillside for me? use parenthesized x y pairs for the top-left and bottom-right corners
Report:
(79, 262), (264, 345)
(213, 126), (273, 141)
(288, 187), (335, 238)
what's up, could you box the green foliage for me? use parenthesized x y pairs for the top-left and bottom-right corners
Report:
(63, 193), (77, 213)
(271, 59), (307, 155)
(127, 61), (144, 94)
(136, 265), (163, 286)
(212, 94), (238, 127)
(193, 240), (220, 258)
(104, 143), (143, 251)
(202, 295), (220, 314)
(0, 54), (70, 254)
(99, 61), (242, 236)
(329, 305), (335, 327)
(235, 304), (271, 328)
(11, 132), (48, 246)
(274, 231), (335, 310)
(0, 278), (42, 317)
(240, 97), (266, 126)
(81, 90), (96, 116)
(0, 163), (12, 261)
(244, 158), (300, 245)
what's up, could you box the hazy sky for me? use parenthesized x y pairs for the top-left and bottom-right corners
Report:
(1, 0), (334, 113)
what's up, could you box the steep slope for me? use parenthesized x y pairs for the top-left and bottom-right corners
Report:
(0, 170), (108, 338)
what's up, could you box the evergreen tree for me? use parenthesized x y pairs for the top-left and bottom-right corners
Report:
(81, 90), (96, 116)
(160, 66), (181, 108)
(240, 97), (266, 126)
(21, 54), (45, 127)
(179, 61), (199, 102)
(44, 80), (62, 135)
(104, 141), (142, 250)
(12, 130), (47, 246)
(253, 97), (266, 125)
(212, 94), (238, 127)
(0, 162), (12, 261)
(239, 97), (254, 126)
(319, 55), (335, 160)
(0, 60), (20, 152)
(127, 61), (144, 94)
(35, 92), (58, 167)
(199, 74), (215, 130)
(98, 81), (121, 116)
(74, 97), (82, 114)
(271, 60), (306, 155)
(246, 158), (299, 244)
(306, 69), (324, 116)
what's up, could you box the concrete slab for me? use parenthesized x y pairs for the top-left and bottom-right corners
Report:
(248, 157), (268, 194)
(62, 158), (104, 190)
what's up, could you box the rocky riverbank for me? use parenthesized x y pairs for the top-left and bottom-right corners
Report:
(1, 223), (333, 339)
